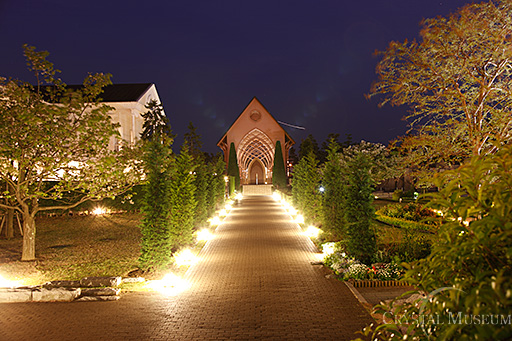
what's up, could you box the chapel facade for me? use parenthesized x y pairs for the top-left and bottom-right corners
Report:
(217, 97), (294, 185)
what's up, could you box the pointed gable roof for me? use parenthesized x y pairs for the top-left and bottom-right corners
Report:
(217, 97), (295, 146)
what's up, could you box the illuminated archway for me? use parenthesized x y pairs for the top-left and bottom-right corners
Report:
(238, 128), (274, 184)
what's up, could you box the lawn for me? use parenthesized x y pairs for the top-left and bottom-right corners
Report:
(0, 213), (142, 286)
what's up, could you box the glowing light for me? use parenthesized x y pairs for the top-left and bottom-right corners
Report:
(295, 214), (304, 224)
(209, 216), (221, 226)
(0, 274), (19, 288)
(148, 273), (190, 296)
(288, 207), (297, 216)
(272, 192), (281, 201)
(322, 242), (336, 256)
(304, 225), (321, 239)
(219, 209), (228, 217)
(92, 207), (108, 215)
(319, 186), (325, 193)
(225, 204), (232, 211)
(235, 193), (243, 201)
(196, 229), (214, 242)
(224, 176), (229, 183)
(174, 249), (197, 267)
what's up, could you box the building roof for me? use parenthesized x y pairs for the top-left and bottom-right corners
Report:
(217, 97), (295, 146)
(36, 83), (154, 103)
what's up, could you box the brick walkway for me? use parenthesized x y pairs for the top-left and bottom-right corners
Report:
(0, 196), (374, 340)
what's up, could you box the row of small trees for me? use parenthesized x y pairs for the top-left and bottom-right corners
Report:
(292, 139), (394, 264)
(138, 106), (225, 271)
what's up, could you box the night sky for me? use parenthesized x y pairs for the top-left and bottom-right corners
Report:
(1, 0), (474, 153)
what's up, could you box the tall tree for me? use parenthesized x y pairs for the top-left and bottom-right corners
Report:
(298, 134), (319, 161)
(183, 121), (203, 159)
(321, 139), (346, 240)
(369, 0), (512, 159)
(0, 45), (141, 261)
(292, 151), (322, 225)
(138, 100), (174, 271)
(169, 145), (197, 251)
(272, 141), (287, 189)
(227, 142), (240, 190)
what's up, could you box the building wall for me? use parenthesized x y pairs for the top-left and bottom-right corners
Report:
(106, 84), (162, 150)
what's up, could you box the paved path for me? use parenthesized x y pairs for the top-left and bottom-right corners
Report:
(0, 196), (373, 340)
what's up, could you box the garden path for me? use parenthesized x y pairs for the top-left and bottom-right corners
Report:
(0, 195), (373, 340)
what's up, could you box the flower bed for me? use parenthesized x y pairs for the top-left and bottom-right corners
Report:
(322, 243), (404, 282)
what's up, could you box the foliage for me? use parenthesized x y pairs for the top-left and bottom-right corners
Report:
(291, 151), (322, 225)
(138, 139), (174, 270)
(369, 0), (512, 185)
(0, 45), (141, 261)
(298, 134), (320, 161)
(227, 142), (240, 190)
(272, 140), (287, 189)
(140, 100), (171, 142)
(343, 150), (377, 265)
(206, 155), (226, 216)
(377, 202), (439, 224)
(323, 242), (403, 281)
(169, 146), (197, 251)
(375, 215), (437, 234)
(363, 145), (512, 340)
(321, 139), (346, 240)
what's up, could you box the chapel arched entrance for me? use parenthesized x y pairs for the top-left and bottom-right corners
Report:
(248, 159), (264, 184)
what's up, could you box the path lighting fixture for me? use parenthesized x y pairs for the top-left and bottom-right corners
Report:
(225, 204), (232, 211)
(319, 186), (325, 193)
(295, 214), (305, 224)
(224, 176), (229, 183)
(148, 273), (190, 296)
(304, 225), (321, 239)
(92, 207), (108, 215)
(288, 207), (297, 216)
(219, 209), (228, 217)
(321, 242), (336, 256)
(272, 192), (281, 201)
(209, 216), (221, 226)
(235, 193), (243, 201)
(0, 273), (19, 288)
(174, 249), (198, 267)
(196, 229), (214, 242)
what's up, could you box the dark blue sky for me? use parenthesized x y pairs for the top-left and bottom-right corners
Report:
(1, 0), (473, 153)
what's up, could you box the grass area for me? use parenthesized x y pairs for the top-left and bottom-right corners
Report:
(0, 213), (142, 285)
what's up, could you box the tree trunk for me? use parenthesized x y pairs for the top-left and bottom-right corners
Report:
(21, 213), (36, 261)
(6, 209), (14, 239)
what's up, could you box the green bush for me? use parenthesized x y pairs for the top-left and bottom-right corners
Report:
(375, 214), (438, 233)
(364, 145), (512, 340)
(377, 202), (440, 225)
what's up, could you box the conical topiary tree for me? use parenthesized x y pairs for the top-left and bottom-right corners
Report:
(272, 140), (287, 189)
(227, 142), (240, 190)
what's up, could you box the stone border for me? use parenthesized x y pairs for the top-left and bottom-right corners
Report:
(0, 276), (144, 303)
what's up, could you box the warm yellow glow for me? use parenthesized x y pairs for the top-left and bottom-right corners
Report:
(225, 204), (232, 211)
(0, 273), (20, 288)
(174, 249), (198, 267)
(272, 192), (281, 201)
(304, 225), (321, 239)
(148, 273), (190, 296)
(295, 214), (304, 224)
(92, 207), (108, 215)
(209, 216), (221, 226)
(196, 229), (214, 242)
(219, 209), (228, 217)
(287, 207), (297, 216)
(322, 242), (336, 256)
(224, 176), (229, 183)
(235, 193), (243, 201)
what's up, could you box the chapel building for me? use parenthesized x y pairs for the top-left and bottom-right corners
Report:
(217, 97), (294, 186)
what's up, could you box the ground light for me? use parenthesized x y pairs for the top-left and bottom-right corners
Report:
(272, 192), (281, 201)
(196, 229), (214, 242)
(148, 273), (190, 296)
(92, 207), (108, 215)
(303, 225), (321, 239)
(173, 249), (198, 267)
(209, 216), (221, 226)
(219, 209), (228, 217)
(0, 273), (20, 288)
(321, 242), (336, 256)
(295, 214), (305, 224)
